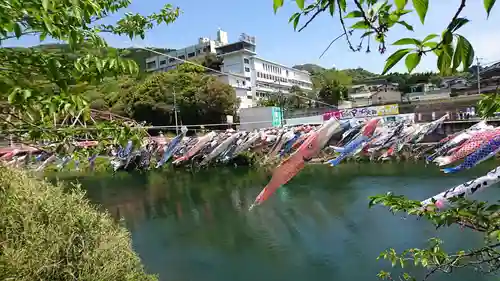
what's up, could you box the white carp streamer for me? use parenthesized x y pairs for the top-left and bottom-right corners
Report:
(421, 166), (500, 209)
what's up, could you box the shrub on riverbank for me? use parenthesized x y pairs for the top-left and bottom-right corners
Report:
(0, 166), (156, 281)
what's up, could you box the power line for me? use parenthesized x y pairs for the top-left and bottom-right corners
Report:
(476, 56), (482, 95)
(134, 45), (336, 108)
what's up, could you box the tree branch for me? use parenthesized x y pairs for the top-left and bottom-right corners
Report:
(298, 4), (330, 32)
(423, 242), (500, 280)
(338, 1), (356, 52)
(0, 31), (39, 42)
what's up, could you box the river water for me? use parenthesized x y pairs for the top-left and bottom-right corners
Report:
(55, 162), (500, 281)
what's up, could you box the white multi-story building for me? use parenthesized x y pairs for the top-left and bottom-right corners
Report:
(144, 30), (314, 110)
(215, 33), (313, 109)
(145, 29), (228, 72)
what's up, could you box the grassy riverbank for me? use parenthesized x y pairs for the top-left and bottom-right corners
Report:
(0, 166), (156, 281)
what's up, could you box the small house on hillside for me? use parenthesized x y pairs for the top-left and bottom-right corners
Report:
(405, 83), (450, 102)
(347, 80), (402, 107)
(440, 77), (470, 90)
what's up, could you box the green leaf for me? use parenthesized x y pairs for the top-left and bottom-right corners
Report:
(484, 0), (497, 17)
(42, 15), (54, 33)
(423, 41), (438, 49)
(42, 0), (49, 10)
(395, 9), (413, 16)
(345, 11), (363, 18)
(273, 0), (284, 13)
(456, 34), (475, 71)
(361, 31), (374, 38)
(293, 14), (301, 30)
(351, 20), (370, 29)
(13, 23), (22, 38)
(452, 36), (464, 71)
(389, 14), (399, 23)
(382, 48), (412, 75)
(412, 0), (429, 24)
(23, 89), (32, 100)
(405, 52), (421, 73)
(39, 32), (48, 41)
(296, 0), (305, 10)
(395, 0), (407, 10)
(8, 90), (18, 104)
(422, 34), (438, 42)
(397, 21), (414, 31)
(485, 204), (500, 212)
(392, 38), (421, 46)
(338, 0), (347, 11)
(329, 0), (335, 15)
(447, 18), (469, 33)
(371, 1), (386, 14)
(437, 44), (453, 75)
(442, 30), (453, 45)
(288, 13), (300, 23)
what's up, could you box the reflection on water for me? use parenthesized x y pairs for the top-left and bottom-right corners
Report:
(54, 162), (500, 281)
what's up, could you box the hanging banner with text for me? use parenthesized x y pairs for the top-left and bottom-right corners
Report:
(323, 104), (399, 121)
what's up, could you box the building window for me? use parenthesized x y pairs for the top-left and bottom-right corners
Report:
(247, 96), (253, 99)
(188, 52), (195, 58)
(286, 70), (289, 76)
(245, 67), (250, 72)
(242, 81), (246, 86)
(169, 58), (175, 63)
(244, 58), (249, 64)
(159, 60), (166, 65)
(146, 61), (156, 69)
(245, 77), (250, 81)
(197, 50), (201, 54)
(178, 55), (185, 60)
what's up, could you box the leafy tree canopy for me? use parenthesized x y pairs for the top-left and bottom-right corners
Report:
(0, 0), (181, 158)
(121, 69), (239, 126)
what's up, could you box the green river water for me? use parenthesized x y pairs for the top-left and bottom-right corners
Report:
(54, 162), (500, 281)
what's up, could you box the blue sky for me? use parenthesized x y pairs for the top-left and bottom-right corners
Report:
(5, 0), (500, 74)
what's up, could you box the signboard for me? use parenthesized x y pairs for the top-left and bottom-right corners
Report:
(226, 115), (233, 124)
(323, 104), (399, 121)
(271, 107), (282, 127)
(239, 33), (256, 44)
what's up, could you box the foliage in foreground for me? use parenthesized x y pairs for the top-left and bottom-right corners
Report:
(0, 166), (156, 281)
(369, 194), (500, 280)
(0, 0), (180, 159)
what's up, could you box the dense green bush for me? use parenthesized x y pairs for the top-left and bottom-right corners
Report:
(0, 166), (156, 281)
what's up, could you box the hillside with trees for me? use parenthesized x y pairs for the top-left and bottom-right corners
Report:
(290, 63), (475, 105)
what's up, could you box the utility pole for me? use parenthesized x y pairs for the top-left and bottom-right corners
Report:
(476, 57), (482, 95)
(173, 90), (179, 135)
(275, 79), (285, 127)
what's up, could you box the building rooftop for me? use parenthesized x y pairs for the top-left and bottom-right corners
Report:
(215, 41), (256, 56)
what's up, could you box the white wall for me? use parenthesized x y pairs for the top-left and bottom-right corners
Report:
(221, 53), (244, 74)
(285, 115), (323, 126)
(253, 58), (313, 91)
(217, 75), (254, 109)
